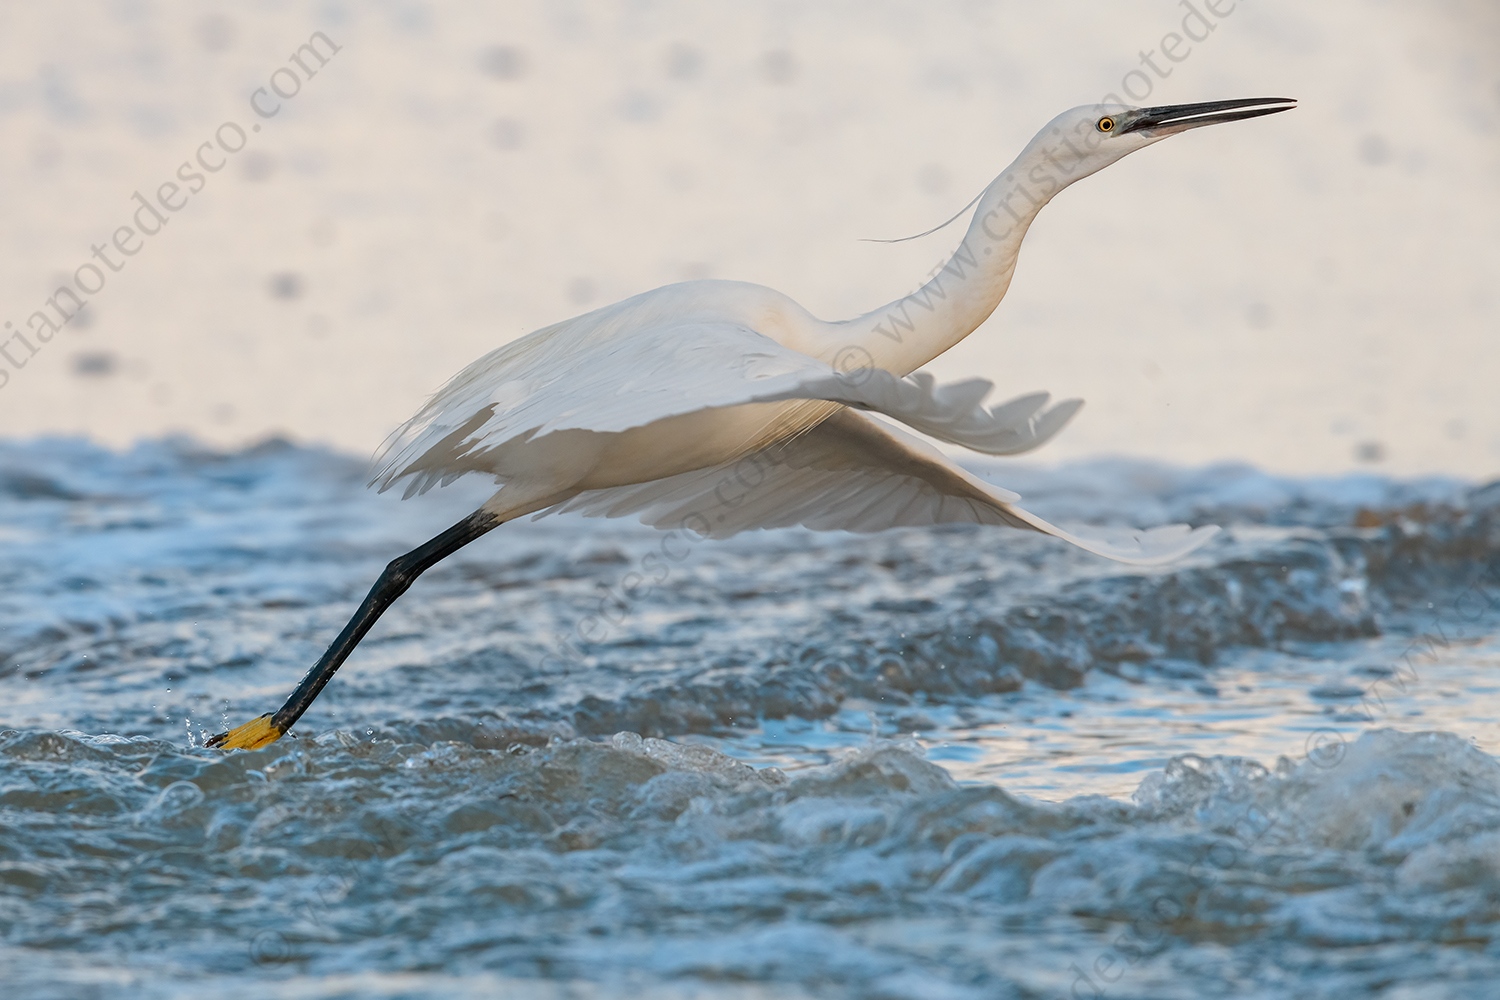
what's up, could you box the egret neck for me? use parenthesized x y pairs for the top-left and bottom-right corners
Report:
(843, 121), (1116, 376)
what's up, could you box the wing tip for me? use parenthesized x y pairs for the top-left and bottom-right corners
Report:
(1053, 397), (1084, 417)
(1097, 522), (1221, 565)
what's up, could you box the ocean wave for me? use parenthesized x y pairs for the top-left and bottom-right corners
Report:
(2, 727), (1500, 996)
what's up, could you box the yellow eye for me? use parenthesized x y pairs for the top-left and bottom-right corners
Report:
(1097, 116), (1115, 133)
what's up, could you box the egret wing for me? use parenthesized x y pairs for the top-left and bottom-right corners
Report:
(545, 408), (1219, 566)
(371, 320), (820, 495)
(372, 317), (1079, 496)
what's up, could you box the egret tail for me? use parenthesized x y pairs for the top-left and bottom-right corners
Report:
(208, 508), (504, 749)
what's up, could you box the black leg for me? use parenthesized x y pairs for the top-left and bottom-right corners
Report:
(208, 507), (503, 749)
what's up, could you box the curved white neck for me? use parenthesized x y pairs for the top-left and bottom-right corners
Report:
(838, 130), (1090, 375)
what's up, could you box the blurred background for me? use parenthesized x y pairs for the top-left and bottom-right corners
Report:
(0, 0), (1496, 477)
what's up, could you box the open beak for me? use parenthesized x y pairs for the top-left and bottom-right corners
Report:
(1122, 97), (1297, 135)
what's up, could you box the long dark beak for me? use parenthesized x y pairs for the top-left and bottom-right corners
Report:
(1122, 97), (1296, 135)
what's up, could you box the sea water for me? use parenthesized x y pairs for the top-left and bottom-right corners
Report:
(2, 437), (1498, 998)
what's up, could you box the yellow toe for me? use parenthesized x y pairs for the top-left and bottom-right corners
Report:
(207, 713), (284, 750)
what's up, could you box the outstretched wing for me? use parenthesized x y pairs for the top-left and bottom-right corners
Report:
(372, 319), (1080, 495)
(371, 321), (814, 495)
(544, 408), (1218, 566)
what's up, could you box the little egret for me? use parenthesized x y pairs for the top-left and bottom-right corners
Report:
(210, 97), (1295, 750)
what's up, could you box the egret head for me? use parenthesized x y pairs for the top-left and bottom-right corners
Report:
(875, 97), (1294, 247)
(1030, 97), (1296, 184)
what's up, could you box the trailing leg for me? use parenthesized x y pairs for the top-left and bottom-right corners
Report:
(208, 508), (504, 749)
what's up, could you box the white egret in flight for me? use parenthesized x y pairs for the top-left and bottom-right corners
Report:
(210, 97), (1296, 750)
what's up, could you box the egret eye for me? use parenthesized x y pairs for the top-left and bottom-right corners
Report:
(1097, 116), (1115, 133)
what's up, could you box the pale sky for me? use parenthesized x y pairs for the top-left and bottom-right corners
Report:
(0, 0), (1496, 478)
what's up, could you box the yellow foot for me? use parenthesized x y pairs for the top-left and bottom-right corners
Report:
(206, 713), (284, 750)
